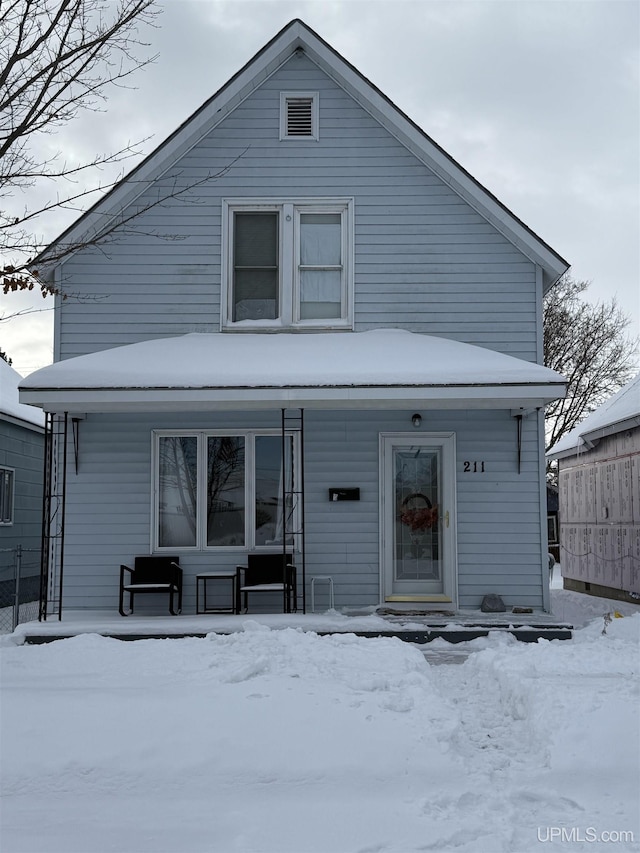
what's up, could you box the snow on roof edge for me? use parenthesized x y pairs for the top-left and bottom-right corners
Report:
(0, 358), (46, 428)
(20, 330), (565, 393)
(547, 372), (640, 459)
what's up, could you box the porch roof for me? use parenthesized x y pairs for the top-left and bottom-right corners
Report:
(19, 329), (566, 413)
(0, 357), (45, 429)
(547, 370), (640, 459)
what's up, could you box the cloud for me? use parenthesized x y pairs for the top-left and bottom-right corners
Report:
(1, 0), (638, 375)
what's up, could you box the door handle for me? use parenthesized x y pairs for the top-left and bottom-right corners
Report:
(445, 511), (450, 528)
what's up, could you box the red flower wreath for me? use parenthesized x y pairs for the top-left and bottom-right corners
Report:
(400, 493), (439, 532)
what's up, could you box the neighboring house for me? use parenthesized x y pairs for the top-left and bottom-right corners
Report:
(0, 358), (45, 574)
(547, 373), (640, 603)
(20, 20), (568, 617)
(546, 483), (560, 563)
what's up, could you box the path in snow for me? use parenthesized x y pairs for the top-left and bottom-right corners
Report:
(1, 600), (638, 853)
(426, 623), (638, 853)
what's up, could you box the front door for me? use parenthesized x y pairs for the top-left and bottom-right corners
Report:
(380, 433), (457, 604)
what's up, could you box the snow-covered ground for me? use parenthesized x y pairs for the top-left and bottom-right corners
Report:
(1, 575), (638, 853)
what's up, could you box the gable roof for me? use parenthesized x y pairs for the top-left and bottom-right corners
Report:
(547, 372), (640, 459)
(36, 19), (569, 289)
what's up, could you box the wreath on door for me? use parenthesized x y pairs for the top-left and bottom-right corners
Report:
(400, 493), (439, 532)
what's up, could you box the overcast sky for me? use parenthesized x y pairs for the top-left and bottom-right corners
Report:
(2, 0), (638, 377)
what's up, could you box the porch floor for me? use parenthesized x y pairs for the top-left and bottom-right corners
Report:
(12, 606), (573, 644)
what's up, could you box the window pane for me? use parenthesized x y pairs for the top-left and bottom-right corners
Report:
(158, 437), (197, 547)
(395, 448), (441, 581)
(0, 469), (13, 524)
(300, 270), (342, 319)
(233, 212), (279, 321)
(234, 270), (278, 321)
(234, 213), (278, 266)
(255, 435), (294, 546)
(207, 437), (245, 547)
(300, 213), (341, 265)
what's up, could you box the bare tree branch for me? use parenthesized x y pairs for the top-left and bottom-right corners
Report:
(1, 150), (247, 306)
(544, 274), (638, 472)
(0, 0), (160, 301)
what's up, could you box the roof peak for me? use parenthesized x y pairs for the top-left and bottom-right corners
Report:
(35, 18), (568, 288)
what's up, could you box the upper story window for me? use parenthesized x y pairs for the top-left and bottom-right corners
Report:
(280, 92), (319, 140)
(222, 198), (354, 330)
(0, 467), (14, 525)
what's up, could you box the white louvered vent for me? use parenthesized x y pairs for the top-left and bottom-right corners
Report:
(287, 98), (313, 135)
(280, 92), (318, 140)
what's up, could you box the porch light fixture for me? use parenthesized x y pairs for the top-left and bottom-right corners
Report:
(411, 413), (422, 429)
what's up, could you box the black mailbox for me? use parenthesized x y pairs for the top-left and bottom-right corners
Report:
(328, 488), (360, 502)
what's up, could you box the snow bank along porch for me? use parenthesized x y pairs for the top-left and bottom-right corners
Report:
(19, 20), (568, 623)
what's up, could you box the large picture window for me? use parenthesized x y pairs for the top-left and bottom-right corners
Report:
(223, 198), (353, 329)
(153, 431), (298, 551)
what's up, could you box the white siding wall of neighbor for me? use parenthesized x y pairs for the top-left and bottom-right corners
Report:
(58, 410), (544, 613)
(559, 429), (640, 598)
(56, 54), (539, 363)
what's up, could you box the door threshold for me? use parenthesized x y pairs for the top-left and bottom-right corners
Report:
(380, 597), (456, 616)
(385, 595), (452, 603)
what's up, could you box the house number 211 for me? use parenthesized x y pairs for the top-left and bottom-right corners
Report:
(463, 461), (485, 473)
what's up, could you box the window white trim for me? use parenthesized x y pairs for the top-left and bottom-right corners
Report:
(151, 430), (300, 552)
(280, 91), (319, 140)
(221, 197), (354, 331)
(0, 466), (15, 526)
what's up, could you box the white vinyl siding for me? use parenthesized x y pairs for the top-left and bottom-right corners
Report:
(56, 409), (546, 613)
(57, 54), (539, 362)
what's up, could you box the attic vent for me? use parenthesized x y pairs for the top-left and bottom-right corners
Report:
(280, 92), (318, 140)
(287, 98), (313, 135)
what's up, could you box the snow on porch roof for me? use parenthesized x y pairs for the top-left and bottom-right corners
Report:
(547, 371), (640, 459)
(0, 357), (45, 429)
(19, 330), (566, 413)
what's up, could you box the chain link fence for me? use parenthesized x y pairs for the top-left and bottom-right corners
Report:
(0, 547), (41, 634)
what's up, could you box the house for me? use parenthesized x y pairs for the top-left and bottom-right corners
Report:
(0, 358), (45, 624)
(19, 20), (568, 619)
(547, 373), (640, 603)
(546, 483), (560, 563)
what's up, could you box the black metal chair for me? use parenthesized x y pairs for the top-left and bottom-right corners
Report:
(236, 554), (296, 613)
(119, 556), (182, 616)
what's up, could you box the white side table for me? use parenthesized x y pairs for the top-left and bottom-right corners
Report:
(310, 576), (335, 612)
